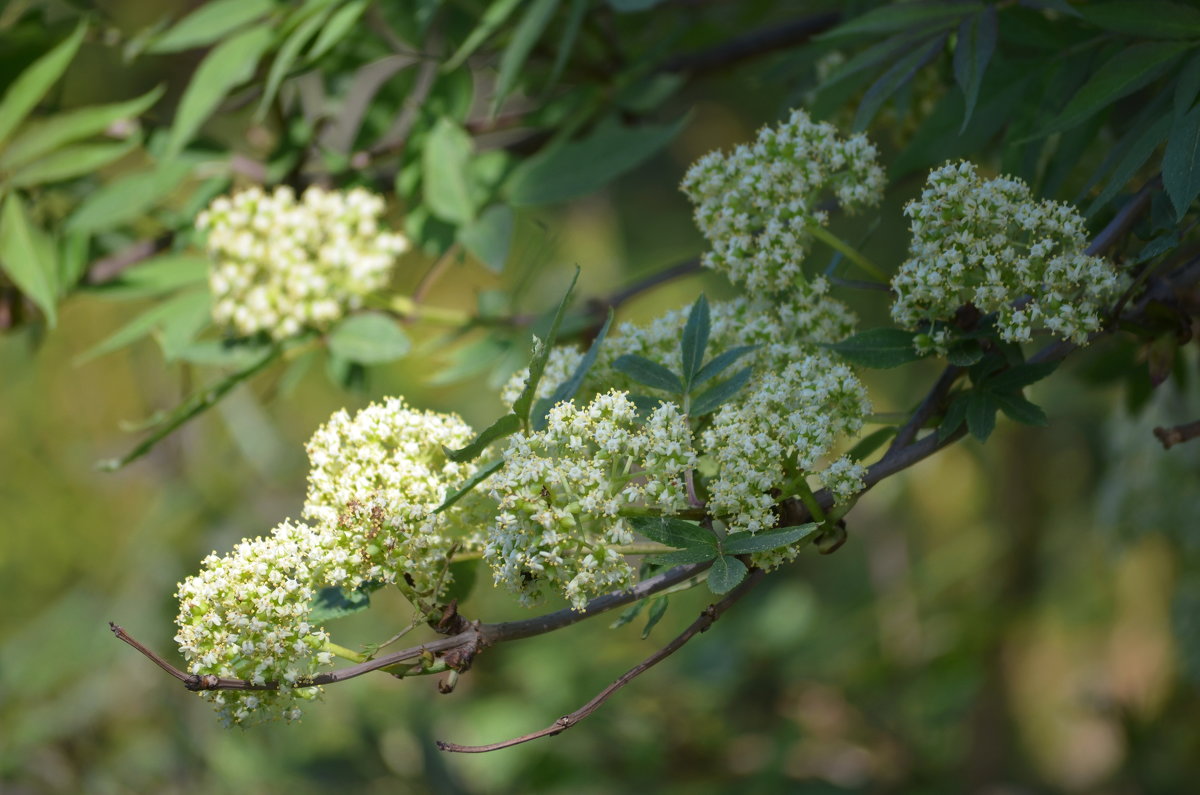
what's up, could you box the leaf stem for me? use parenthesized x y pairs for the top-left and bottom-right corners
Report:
(810, 225), (887, 282)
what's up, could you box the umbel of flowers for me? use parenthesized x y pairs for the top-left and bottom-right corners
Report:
(196, 185), (409, 340)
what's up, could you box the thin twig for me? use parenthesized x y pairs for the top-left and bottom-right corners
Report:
(1154, 420), (1200, 449)
(436, 568), (765, 753)
(885, 365), (962, 455)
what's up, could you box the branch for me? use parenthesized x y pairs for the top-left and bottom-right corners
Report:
(1154, 420), (1200, 449)
(436, 567), (766, 753)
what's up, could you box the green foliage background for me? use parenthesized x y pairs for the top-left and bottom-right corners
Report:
(1, 0), (1199, 791)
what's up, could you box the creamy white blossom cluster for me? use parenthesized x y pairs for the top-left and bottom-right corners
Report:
(303, 397), (479, 599)
(196, 185), (409, 340)
(681, 108), (885, 294)
(174, 520), (333, 726)
(891, 161), (1120, 349)
(485, 391), (695, 610)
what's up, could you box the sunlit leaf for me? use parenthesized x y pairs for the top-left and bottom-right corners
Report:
(0, 21), (86, 146)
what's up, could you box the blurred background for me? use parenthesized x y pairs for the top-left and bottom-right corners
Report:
(3, 1), (1200, 793)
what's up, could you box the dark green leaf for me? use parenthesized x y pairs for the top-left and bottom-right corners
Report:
(1175, 50), (1200, 115)
(707, 554), (748, 595)
(627, 394), (667, 416)
(1134, 231), (1181, 265)
(629, 515), (716, 550)
(1086, 112), (1171, 215)
(992, 391), (1048, 426)
(641, 596), (669, 639)
(723, 524), (820, 556)
(965, 390), (997, 441)
(458, 204), (514, 273)
(939, 394), (968, 441)
(257, 4), (334, 120)
(613, 353), (683, 393)
(946, 338), (984, 366)
(692, 344), (758, 389)
(326, 313), (411, 365)
(443, 0), (524, 72)
(953, 6), (997, 132)
(825, 328), (924, 368)
(549, 0), (588, 88)
(818, 2), (978, 40)
(444, 413), (521, 463)
(609, 0), (664, 10)
(1079, 1), (1200, 40)
(423, 117), (477, 224)
(435, 458), (504, 513)
(512, 267), (579, 424)
(147, 0), (273, 53)
(0, 21), (86, 146)
(163, 25), (272, 159)
(854, 34), (947, 132)
(443, 559), (480, 605)
(308, 581), (384, 624)
(1164, 103), (1200, 220)
(984, 361), (1058, 391)
(651, 546), (720, 566)
(690, 366), (753, 416)
(847, 426), (897, 461)
(506, 116), (687, 205)
(7, 139), (140, 187)
(0, 194), (58, 326)
(679, 294), (710, 389)
(533, 309), (615, 431)
(493, 0), (559, 113)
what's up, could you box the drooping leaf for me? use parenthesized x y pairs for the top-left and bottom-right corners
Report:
(493, 0), (560, 113)
(953, 5), (997, 131)
(458, 204), (514, 272)
(825, 328), (924, 368)
(707, 554), (748, 595)
(641, 596), (669, 639)
(612, 354), (683, 393)
(723, 524), (820, 556)
(939, 393), (969, 441)
(326, 313), (412, 365)
(610, 599), (647, 629)
(692, 344), (758, 389)
(964, 390), (997, 442)
(679, 294), (711, 389)
(532, 308), (614, 431)
(1085, 112), (1171, 215)
(0, 21), (87, 146)
(991, 392), (1048, 426)
(435, 458), (505, 513)
(1164, 103), (1200, 220)
(0, 193), (58, 326)
(443, 413), (521, 463)
(629, 515), (716, 550)
(506, 116), (687, 205)
(853, 33), (947, 132)
(147, 0), (274, 53)
(162, 25), (273, 159)
(7, 138), (140, 187)
(690, 366), (753, 416)
(511, 267), (579, 424)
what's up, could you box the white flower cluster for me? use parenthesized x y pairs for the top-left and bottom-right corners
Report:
(891, 161), (1120, 347)
(303, 398), (478, 598)
(174, 520), (332, 726)
(485, 391), (695, 610)
(196, 185), (409, 340)
(681, 108), (885, 294)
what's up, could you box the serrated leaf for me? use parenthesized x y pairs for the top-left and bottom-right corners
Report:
(1079, 1), (1200, 40)
(0, 21), (86, 146)
(147, 0), (274, 53)
(953, 6), (997, 132)
(641, 596), (669, 639)
(443, 0), (524, 72)
(0, 193), (57, 326)
(825, 328), (924, 368)
(1165, 103), (1200, 220)
(818, 2), (978, 40)
(707, 554), (747, 595)
(723, 524), (819, 556)
(692, 344), (758, 389)
(163, 25), (273, 160)
(506, 115), (687, 205)
(992, 391), (1048, 426)
(939, 394), (968, 441)
(307, 0), (369, 61)
(308, 580), (383, 624)
(493, 0), (559, 113)
(965, 390), (997, 441)
(1039, 42), (1191, 137)
(0, 85), (162, 170)
(512, 267), (579, 424)
(985, 361), (1058, 391)
(533, 309), (614, 431)
(946, 338), (984, 366)
(76, 289), (211, 363)
(7, 139), (139, 187)
(327, 313), (411, 364)
(679, 293), (710, 389)
(435, 458), (504, 513)
(690, 366), (753, 416)
(444, 413), (521, 463)
(613, 353), (683, 393)
(66, 159), (194, 233)
(458, 204), (514, 273)
(854, 33), (947, 132)
(629, 515), (716, 550)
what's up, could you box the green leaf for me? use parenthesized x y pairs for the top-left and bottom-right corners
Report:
(147, 0), (274, 53)
(0, 21), (86, 147)
(423, 117), (476, 224)
(651, 546), (720, 567)
(723, 524), (820, 556)
(0, 85), (162, 170)
(162, 25), (273, 160)
(549, 0), (588, 88)
(308, 581), (383, 624)
(326, 313), (411, 365)
(458, 204), (514, 272)
(174, 339), (276, 368)
(1174, 50), (1200, 115)
(256, 4), (333, 120)
(306, 0), (369, 61)
(0, 193), (57, 326)
(444, 413), (521, 463)
(679, 293), (710, 390)
(7, 139), (139, 187)
(443, 0), (524, 72)
(1165, 103), (1200, 220)
(846, 426), (897, 461)
(984, 361), (1058, 391)
(1086, 112), (1171, 215)
(964, 390), (997, 442)
(609, 0), (664, 10)
(157, 291), (212, 361)
(90, 253), (209, 299)
(627, 394), (667, 416)
(692, 344), (758, 389)
(945, 338), (984, 366)
(629, 515), (716, 550)
(493, 0), (560, 113)
(690, 366), (752, 416)
(511, 267), (579, 425)
(612, 353), (683, 393)
(853, 33), (947, 132)
(1039, 42), (1191, 137)
(533, 308), (614, 431)
(825, 328), (924, 368)
(434, 458), (504, 514)
(991, 392), (1048, 426)
(707, 555), (747, 595)
(610, 599), (646, 629)
(443, 558), (480, 605)
(76, 289), (211, 363)
(819, 2), (977, 40)
(66, 159), (194, 233)
(1079, 1), (1200, 40)
(939, 394), (968, 441)
(506, 116), (687, 206)
(953, 6), (996, 132)
(641, 596), (669, 639)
